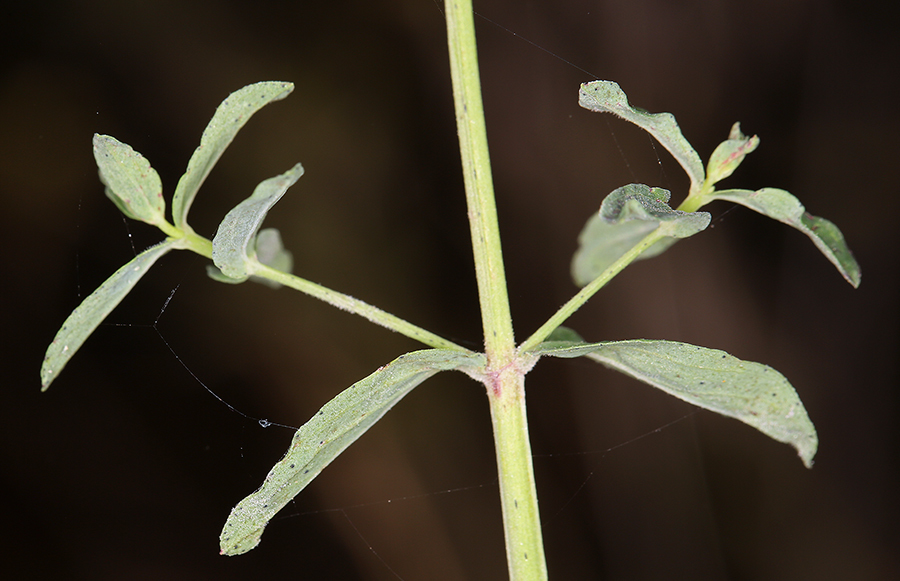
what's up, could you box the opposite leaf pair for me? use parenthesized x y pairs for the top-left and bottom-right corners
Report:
(41, 82), (298, 391)
(42, 80), (858, 559)
(574, 81), (860, 289)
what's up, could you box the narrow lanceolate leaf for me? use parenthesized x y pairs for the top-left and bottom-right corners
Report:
(531, 339), (818, 468)
(219, 349), (484, 556)
(709, 188), (861, 287)
(571, 184), (710, 286)
(705, 123), (759, 187)
(579, 81), (706, 194)
(93, 134), (167, 227)
(171, 81), (294, 229)
(212, 163), (304, 282)
(40, 239), (181, 390)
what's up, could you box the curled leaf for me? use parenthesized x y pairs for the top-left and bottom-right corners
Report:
(206, 228), (292, 288)
(579, 81), (705, 193)
(709, 188), (860, 287)
(571, 184), (710, 286)
(212, 164), (304, 282)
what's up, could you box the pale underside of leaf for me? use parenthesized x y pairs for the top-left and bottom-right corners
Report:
(172, 81), (294, 229)
(531, 339), (818, 468)
(571, 184), (710, 286)
(219, 349), (484, 556)
(212, 163), (304, 282)
(709, 188), (860, 287)
(93, 134), (166, 227)
(40, 239), (182, 390)
(251, 228), (293, 289)
(579, 81), (705, 194)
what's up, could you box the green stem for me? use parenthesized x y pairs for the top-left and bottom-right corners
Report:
(487, 365), (547, 581)
(445, 1), (546, 579)
(518, 228), (666, 353)
(168, 228), (466, 352)
(444, 0), (514, 361)
(253, 262), (469, 352)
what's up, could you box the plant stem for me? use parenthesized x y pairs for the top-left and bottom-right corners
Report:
(487, 364), (547, 581)
(445, 1), (547, 579)
(444, 0), (514, 361)
(170, 229), (466, 351)
(518, 228), (666, 353)
(253, 263), (469, 352)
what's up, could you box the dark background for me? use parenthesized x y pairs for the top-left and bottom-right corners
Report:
(3, 1), (897, 579)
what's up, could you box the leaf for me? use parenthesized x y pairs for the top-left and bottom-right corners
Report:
(40, 239), (181, 390)
(571, 184), (711, 286)
(219, 348), (485, 556)
(93, 134), (167, 227)
(579, 81), (706, 193)
(705, 123), (760, 187)
(171, 81), (294, 229)
(255, 228), (292, 271)
(206, 228), (292, 288)
(530, 339), (818, 468)
(212, 163), (304, 282)
(708, 188), (861, 287)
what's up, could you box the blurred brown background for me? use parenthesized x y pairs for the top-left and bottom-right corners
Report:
(3, 0), (896, 579)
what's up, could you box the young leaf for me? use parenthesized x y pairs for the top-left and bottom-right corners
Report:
(93, 134), (167, 227)
(571, 184), (710, 286)
(212, 163), (304, 282)
(530, 339), (818, 468)
(705, 123), (760, 187)
(219, 348), (484, 556)
(252, 228), (293, 289)
(579, 81), (706, 194)
(40, 239), (181, 390)
(254, 228), (293, 274)
(708, 188), (860, 287)
(171, 81), (294, 229)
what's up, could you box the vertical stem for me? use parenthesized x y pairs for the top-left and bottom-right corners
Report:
(488, 365), (549, 581)
(444, 1), (547, 579)
(444, 0), (514, 361)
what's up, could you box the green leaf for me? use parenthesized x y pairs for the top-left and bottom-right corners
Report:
(571, 184), (710, 286)
(219, 348), (485, 556)
(93, 134), (167, 227)
(708, 188), (861, 287)
(530, 339), (818, 468)
(579, 81), (706, 194)
(40, 239), (181, 390)
(205, 265), (243, 285)
(255, 228), (292, 271)
(212, 163), (304, 282)
(705, 123), (759, 187)
(171, 81), (294, 229)
(206, 228), (292, 288)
